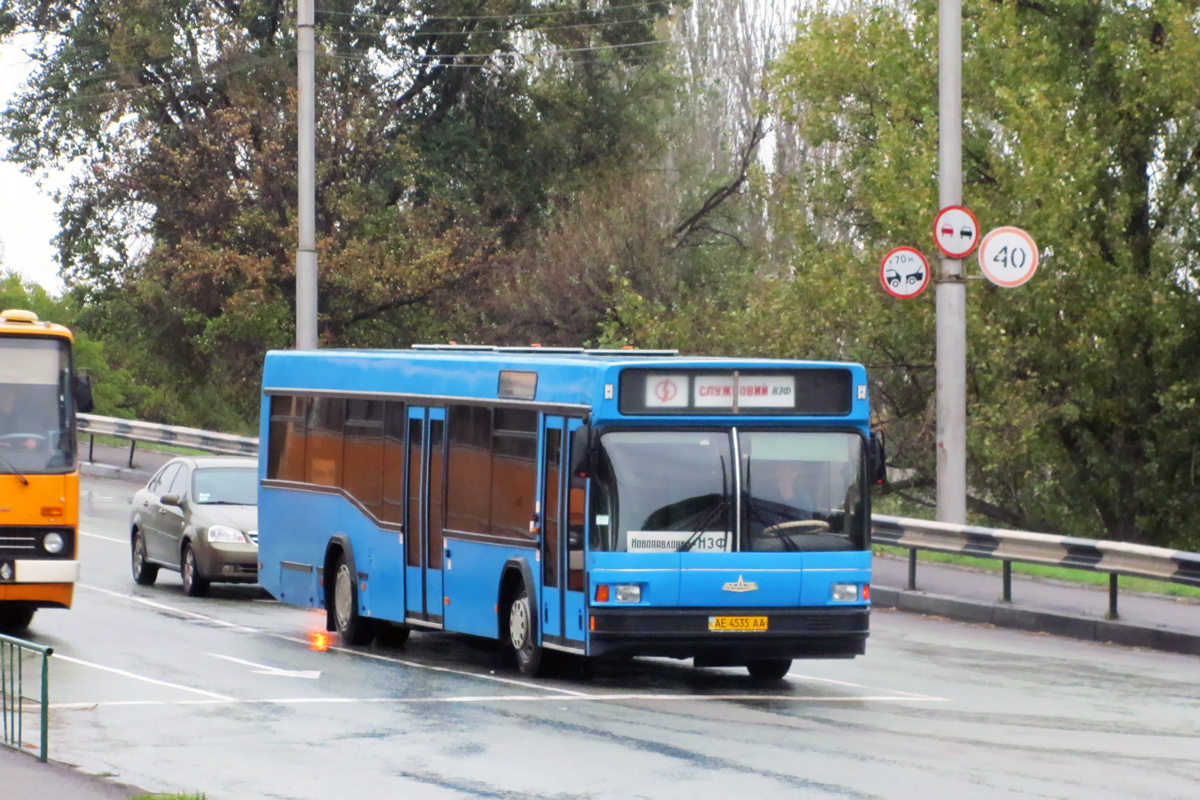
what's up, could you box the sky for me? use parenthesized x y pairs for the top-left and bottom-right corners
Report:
(0, 35), (65, 293)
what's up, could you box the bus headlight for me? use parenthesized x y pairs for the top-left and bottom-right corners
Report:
(614, 584), (642, 603)
(43, 532), (65, 554)
(831, 583), (859, 602)
(207, 526), (248, 544)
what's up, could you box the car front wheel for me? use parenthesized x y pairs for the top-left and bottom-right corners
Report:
(181, 543), (210, 598)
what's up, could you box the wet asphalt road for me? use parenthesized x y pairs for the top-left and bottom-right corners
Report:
(18, 476), (1200, 799)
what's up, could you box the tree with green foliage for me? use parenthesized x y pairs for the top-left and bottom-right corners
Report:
(731, 0), (1200, 548)
(0, 0), (677, 427)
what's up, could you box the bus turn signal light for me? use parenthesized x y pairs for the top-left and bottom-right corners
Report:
(595, 585), (609, 602)
(41, 507), (63, 517)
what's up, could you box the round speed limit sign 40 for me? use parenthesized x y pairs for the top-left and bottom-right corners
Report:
(978, 227), (1038, 287)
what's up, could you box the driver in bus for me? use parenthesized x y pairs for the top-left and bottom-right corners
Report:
(762, 460), (815, 519)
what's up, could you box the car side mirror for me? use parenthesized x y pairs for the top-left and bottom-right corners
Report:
(868, 430), (887, 485)
(160, 494), (182, 507)
(74, 374), (94, 413)
(569, 424), (595, 478)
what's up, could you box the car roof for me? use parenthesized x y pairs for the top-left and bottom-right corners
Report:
(166, 456), (257, 470)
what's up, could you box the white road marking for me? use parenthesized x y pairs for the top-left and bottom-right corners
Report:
(76, 583), (587, 697)
(53, 655), (235, 701)
(81, 531), (127, 545)
(788, 672), (946, 701)
(207, 653), (321, 680)
(51, 692), (949, 710)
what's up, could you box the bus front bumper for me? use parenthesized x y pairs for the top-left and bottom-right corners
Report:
(0, 560), (79, 609)
(587, 606), (869, 661)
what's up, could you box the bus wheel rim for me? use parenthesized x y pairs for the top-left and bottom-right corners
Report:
(335, 565), (353, 629)
(509, 596), (529, 651)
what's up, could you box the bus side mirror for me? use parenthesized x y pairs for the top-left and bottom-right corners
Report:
(569, 424), (594, 478)
(869, 430), (886, 485)
(74, 374), (95, 413)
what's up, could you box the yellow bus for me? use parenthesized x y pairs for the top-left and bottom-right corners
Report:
(0, 309), (93, 633)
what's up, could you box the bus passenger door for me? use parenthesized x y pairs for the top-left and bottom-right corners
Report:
(539, 416), (587, 650)
(538, 417), (565, 644)
(405, 406), (446, 626)
(563, 418), (588, 647)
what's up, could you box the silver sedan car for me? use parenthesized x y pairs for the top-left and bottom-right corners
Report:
(130, 456), (258, 596)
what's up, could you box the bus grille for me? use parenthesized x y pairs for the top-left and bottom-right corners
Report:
(0, 528), (73, 559)
(0, 534), (38, 558)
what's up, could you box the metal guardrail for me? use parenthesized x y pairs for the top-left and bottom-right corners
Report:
(0, 633), (53, 762)
(873, 514), (1200, 620)
(77, 413), (259, 466)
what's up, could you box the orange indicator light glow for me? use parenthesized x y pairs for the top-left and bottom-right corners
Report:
(308, 631), (331, 652)
(595, 585), (609, 602)
(589, 616), (595, 631)
(41, 507), (64, 517)
(863, 584), (871, 601)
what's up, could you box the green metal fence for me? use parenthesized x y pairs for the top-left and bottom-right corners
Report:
(0, 632), (53, 762)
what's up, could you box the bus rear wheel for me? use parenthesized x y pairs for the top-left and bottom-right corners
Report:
(333, 554), (375, 646)
(746, 658), (792, 681)
(507, 587), (544, 677)
(0, 606), (35, 633)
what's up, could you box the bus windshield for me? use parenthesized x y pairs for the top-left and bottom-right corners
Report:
(0, 337), (76, 474)
(591, 429), (865, 553)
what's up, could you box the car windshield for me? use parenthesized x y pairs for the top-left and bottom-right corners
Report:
(591, 429), (865, 553)
(0, 337), (76, 474)
(193, 468), (257, 505)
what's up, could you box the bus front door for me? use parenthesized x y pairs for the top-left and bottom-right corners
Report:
(539, 416), (587, 650)
(405, 406), (446, 626)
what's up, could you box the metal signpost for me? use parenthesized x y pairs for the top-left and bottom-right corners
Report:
(936, 0), (967, 524)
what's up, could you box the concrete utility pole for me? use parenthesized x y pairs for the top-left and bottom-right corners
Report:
(936, 0), (967, 523)
(295, 0), (318, 350)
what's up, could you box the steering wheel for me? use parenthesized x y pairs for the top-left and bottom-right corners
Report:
(0, 433), (47, 450)
(761, 519), (831, 536)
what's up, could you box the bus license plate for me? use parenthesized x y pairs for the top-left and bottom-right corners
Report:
(708, 616), (768, 632)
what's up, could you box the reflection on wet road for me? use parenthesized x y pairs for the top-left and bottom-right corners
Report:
(21, 477), (1200, 799)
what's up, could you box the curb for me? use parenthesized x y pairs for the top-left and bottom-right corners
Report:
(80, 463), (152, 483)
(873, 586), (1200, 656)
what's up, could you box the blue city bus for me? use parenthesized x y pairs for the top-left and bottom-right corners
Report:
(258, 346), (884, 679)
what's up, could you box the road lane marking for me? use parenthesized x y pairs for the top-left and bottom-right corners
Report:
(81, 531), (127, 544)
(51, 692), (949, 710)
(207, 653), (321, 679)
(76, 583), (587, 697)
(75, 586), (931, 703)
(787, 672), (946, 701)
(53, 655), (235, 701)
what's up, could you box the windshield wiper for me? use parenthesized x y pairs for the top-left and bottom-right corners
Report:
(746, 499), (799, 552)
(0, 452), (29, 485)
(678, 456), (730, 553)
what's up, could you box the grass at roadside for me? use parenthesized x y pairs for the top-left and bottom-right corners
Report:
(873, 544), (1200, 600)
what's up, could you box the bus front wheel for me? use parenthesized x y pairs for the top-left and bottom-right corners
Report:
(0, 606), (35, 633)
(746, 658), (792, 681)
(507, 587), (544, 677)
(333, 554), (375, 646)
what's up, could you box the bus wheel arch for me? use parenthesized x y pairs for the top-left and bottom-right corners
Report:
(325, 538), (374, 646)
(498, 559), (543, 677)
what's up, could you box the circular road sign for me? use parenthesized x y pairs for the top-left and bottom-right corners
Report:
(933, 205), (980, 258)
(978, 226), (1039, 287)
(880, 246), (930, 299)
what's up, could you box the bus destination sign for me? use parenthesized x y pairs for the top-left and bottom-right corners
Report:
(618, 368), (852, 416)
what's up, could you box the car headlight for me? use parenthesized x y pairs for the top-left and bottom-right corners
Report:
(207, 525), (248, 544)
(43, 532), (65, 554)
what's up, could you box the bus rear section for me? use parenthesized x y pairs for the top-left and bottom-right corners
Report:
(0, 309), (93, 633)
